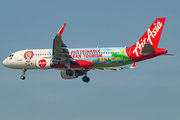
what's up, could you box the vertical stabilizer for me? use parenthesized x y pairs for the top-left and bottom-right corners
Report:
(126, 18), (166, 60)
(140, 18), (166, 48)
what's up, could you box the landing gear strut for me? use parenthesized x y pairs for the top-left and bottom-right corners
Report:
(82, 72), (90, 83)
(20, 69), (26, 80)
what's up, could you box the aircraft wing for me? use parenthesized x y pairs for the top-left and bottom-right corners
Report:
(93, 62), (137, 71)
(52, 24), (77, 64)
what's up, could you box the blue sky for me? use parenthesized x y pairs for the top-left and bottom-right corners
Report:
(0, 0), (179, 120)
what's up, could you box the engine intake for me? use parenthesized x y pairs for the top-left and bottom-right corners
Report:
(61, 70), (84, 79)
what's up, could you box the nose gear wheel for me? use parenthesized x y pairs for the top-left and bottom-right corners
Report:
(20, 69), (27, 80)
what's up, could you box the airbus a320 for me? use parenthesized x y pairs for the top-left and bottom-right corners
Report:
(2, 18), (171, 83)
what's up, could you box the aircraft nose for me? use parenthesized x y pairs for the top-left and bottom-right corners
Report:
(2, 59), (8, 67)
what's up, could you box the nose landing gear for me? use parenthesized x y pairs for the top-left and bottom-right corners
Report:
(20, 75), (25, 80)
(20, 69), (26, 80)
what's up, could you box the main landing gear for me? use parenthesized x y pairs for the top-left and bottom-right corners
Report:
(65, 61), (90, 83)
(65, 69), (90, 83)
(82, 76), (90, 83)
(20, 69), (26, 80)
(82, 72), (90, 83)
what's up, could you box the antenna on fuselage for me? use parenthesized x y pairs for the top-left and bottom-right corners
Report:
(96, 46), (98, 48)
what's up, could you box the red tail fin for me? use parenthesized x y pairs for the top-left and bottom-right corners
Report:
(140, 18), (166, 48)
(127, 18), (166, 58)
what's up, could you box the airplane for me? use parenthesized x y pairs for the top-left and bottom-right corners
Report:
(2, 18), (171, 83)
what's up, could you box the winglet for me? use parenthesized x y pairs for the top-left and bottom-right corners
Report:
(57, 23), (66, 35)
(130, 62), (137, 68)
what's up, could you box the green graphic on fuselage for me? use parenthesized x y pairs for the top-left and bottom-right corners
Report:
(91, 49), (133, 68)
(51, 47), (133, 68)
(68, 47), (133, 68)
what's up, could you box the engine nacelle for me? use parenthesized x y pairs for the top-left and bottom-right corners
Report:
(61, 70), (84, 79)
(35, 58), (52, 69)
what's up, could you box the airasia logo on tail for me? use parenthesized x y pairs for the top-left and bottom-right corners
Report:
(38, 59), (47, 67)
(133, 20), (163, 57)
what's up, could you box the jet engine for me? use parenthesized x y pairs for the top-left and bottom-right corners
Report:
(35, 58), (59, 69)
(61, 70), (84, 79)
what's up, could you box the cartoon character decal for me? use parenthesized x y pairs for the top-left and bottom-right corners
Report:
(24, 51), (34, 66)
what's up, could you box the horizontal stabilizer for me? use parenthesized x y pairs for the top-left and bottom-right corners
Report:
(130, 62), (137, 68)
(163, 53), (175, 56)
(141, 43), (155, 55)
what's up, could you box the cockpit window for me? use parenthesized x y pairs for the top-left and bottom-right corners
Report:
(9, 54), (14, 57)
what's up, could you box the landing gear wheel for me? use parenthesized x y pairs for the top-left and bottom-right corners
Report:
(82, 76), (90, 83)
(20, 69), (27, 80)
(66, 69), (73, 76)
(20, 75), (25, 80)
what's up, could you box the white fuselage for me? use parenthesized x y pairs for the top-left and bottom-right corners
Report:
(3, 49), (52, 69)
(2, 47), (132, 70)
